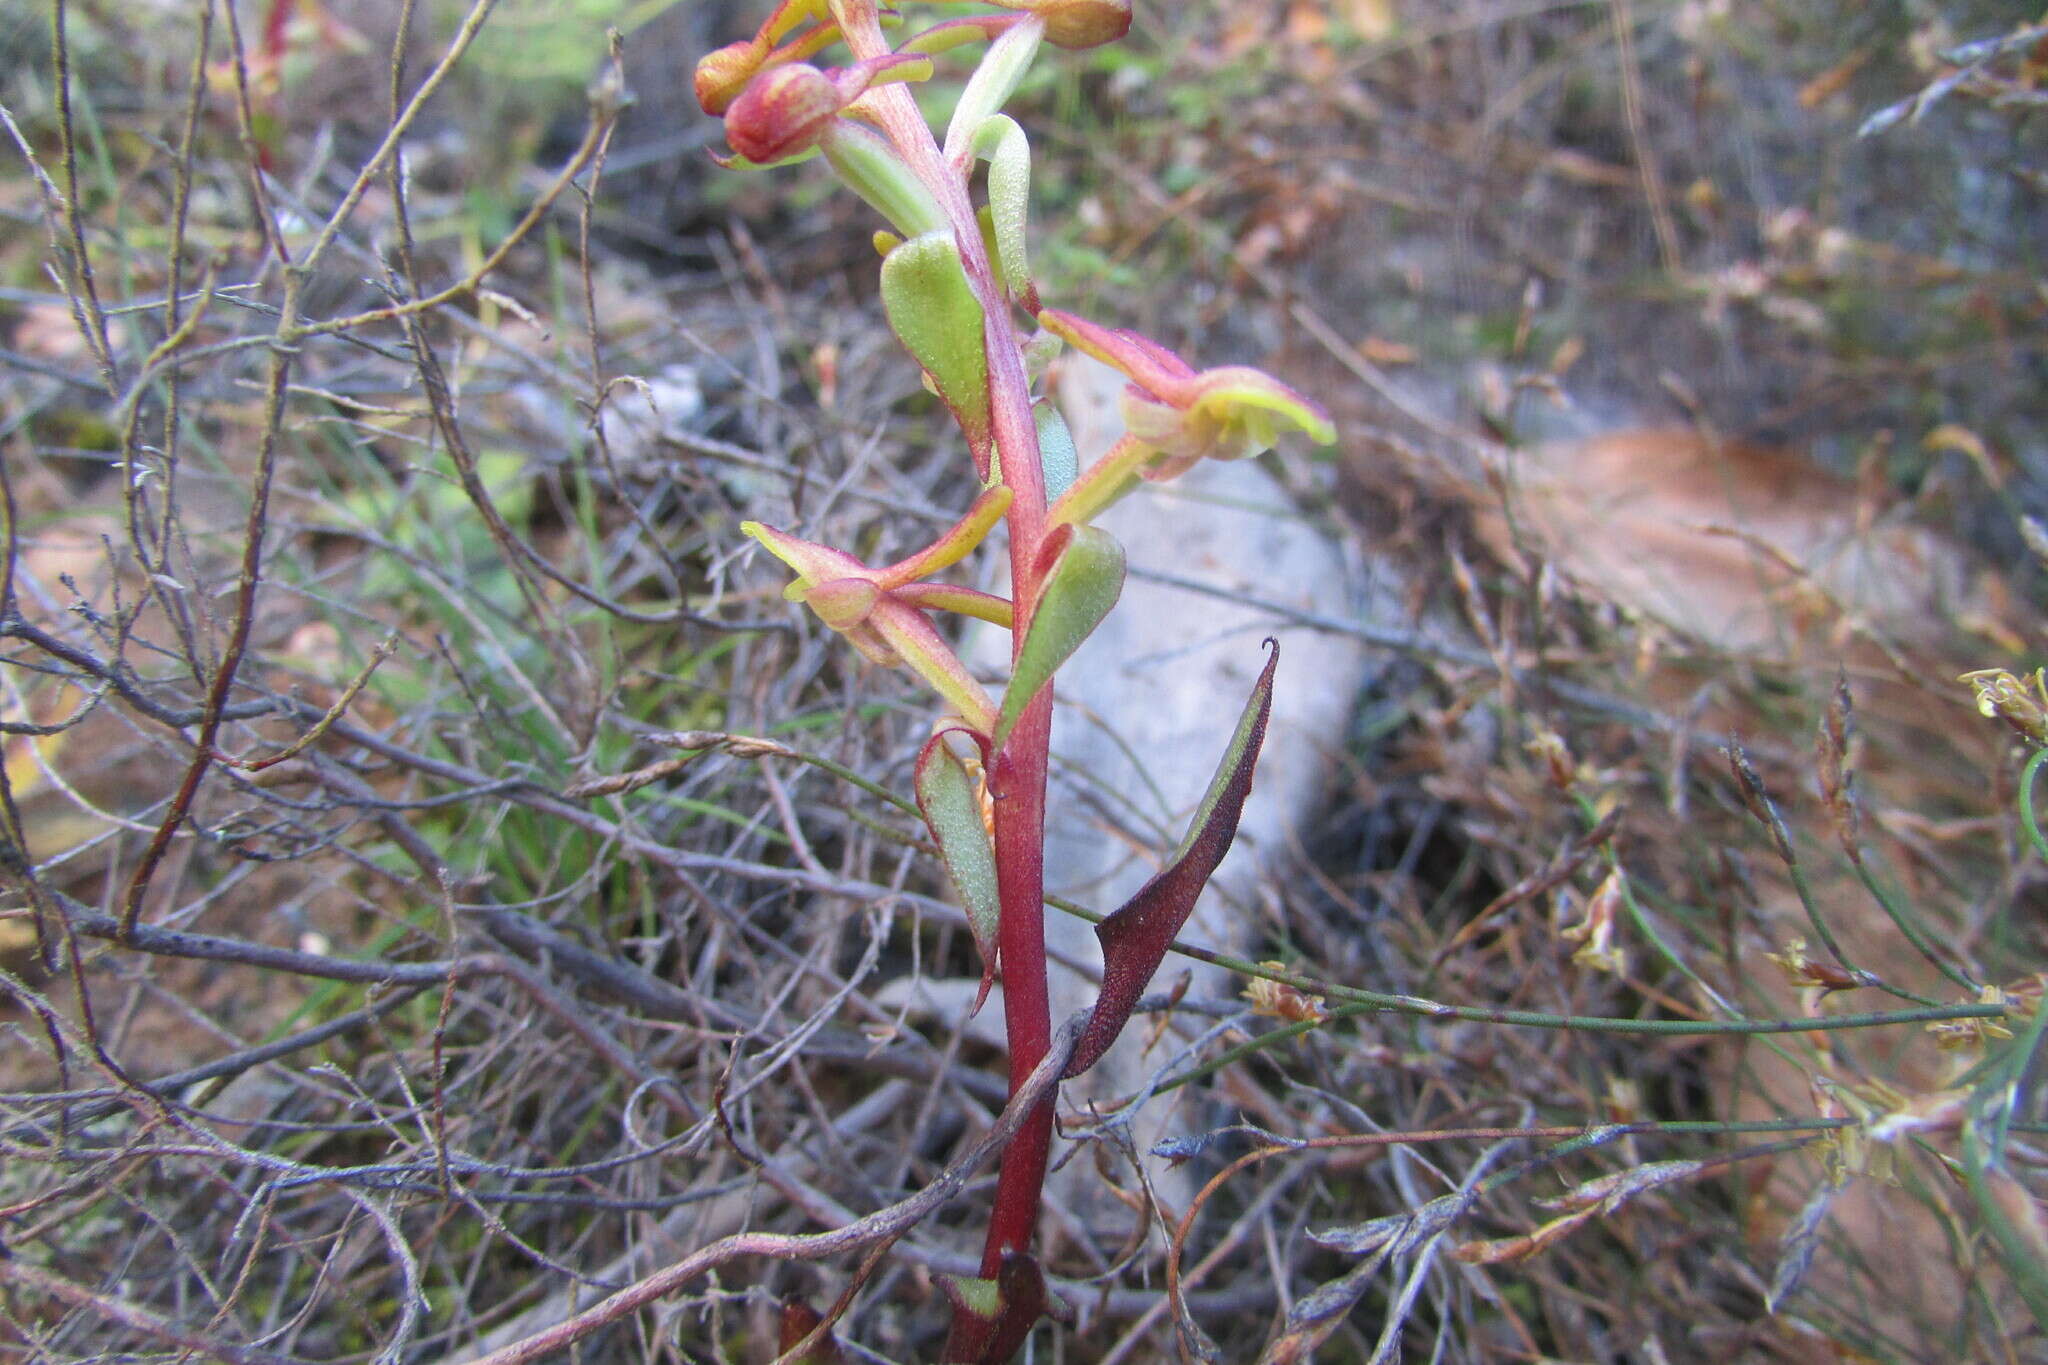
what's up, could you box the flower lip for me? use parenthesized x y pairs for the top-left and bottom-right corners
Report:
(1039, 308), (1337, 463)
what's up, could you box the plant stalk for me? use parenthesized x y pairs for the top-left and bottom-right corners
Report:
(982, 690), (1055, 1272)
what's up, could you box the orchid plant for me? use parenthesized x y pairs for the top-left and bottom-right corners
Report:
(697, 3), (1334, 1358)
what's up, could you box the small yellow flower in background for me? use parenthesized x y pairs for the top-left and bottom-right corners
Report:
(1603, 1076), (1644, 1124)
(1524, 727), (1575, 791)
(1766, 936), (1864, 996)
(1960, 667), (2048, 746)
(1561, 869), (1629, 976)
(1811, 1076), (1898, 1184)
(1243, 964), (1328, 1023)
(1926, 983), (2020, 1052)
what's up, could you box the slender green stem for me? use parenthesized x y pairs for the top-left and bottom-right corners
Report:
(1964, 1119), (2048, 1327)
(1046, 892), (2004, 1039)
(2020, 747), (2048, 868)
(663, 732), (922, 820)
(1782, 842), (1937, 1005)
(1726, 757), (1936, 1004)
(1842, 844), (1979, 992)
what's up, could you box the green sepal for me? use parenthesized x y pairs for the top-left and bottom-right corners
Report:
(993, 523), (1124, 752)
(819, 121), (947, 238)
(1033, 400), (1078, 501)
(881, 231), (995, 478)
(937, 1273), (1002, 1322)
(876, 484), (1012, 588)
(742, 518), (863, 587)
(944, 15), (1044, 157)
(969, 114), (1033, 299)
(915, 728), (1003, 1013)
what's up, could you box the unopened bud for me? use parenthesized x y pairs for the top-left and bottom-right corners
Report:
(725, 63), (841, 162)
(1525, 726), (1574, 790)
(1008, 0), (1132, 49)
(695, 38), (764, 115)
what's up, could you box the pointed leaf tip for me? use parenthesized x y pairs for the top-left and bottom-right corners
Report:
(778, 1297), (845, 1364)
(881, 232), (994, 477)
(916, 728), (1002, 1012)
(1066, 641), (1279, 1078)
(992, 524), (1124, 752)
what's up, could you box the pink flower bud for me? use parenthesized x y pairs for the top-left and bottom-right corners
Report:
(724, 62), (843, 163)
(694, 38), (765, 116)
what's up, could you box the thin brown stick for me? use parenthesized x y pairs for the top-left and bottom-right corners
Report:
(46, 0), (116, 389)
(0, 1255), (296, 1365)
(146, 0), (217, 581)
(1610, 0), (1681, 272)
(291, 0), (503, 281)
(451, 1013), (1084, 1365)
(116, 333), (296, 938)
(211, 631), (400, 771)
(299, 116), (610, 338)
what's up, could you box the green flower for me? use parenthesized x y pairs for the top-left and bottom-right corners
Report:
(744, 486), (1014, 735)
(1039, 308), (1336, 477)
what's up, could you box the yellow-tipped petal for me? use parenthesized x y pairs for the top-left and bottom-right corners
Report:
(875, 484), (1012, 588)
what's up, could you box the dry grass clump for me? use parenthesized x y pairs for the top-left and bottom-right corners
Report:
(3, 2), (2044, 1362)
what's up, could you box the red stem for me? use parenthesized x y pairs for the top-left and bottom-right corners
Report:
(839, 0), (1059, 1304)
(980, 689), (1054, 1272)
